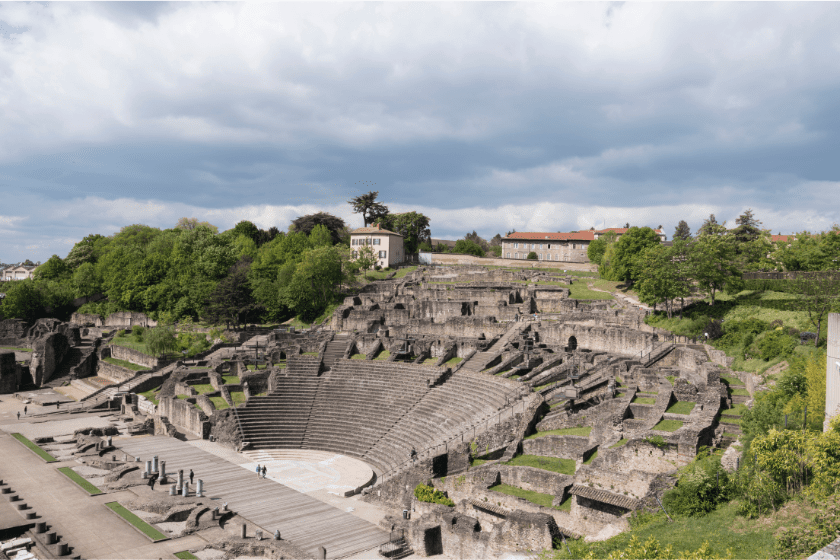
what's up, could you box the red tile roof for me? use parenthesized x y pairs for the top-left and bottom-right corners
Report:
(595, 227), (664, 235)
(503, 231), (595, 241)
(770, 235), (792, 242)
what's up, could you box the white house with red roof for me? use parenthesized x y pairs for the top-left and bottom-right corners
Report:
(350, 223), (405, 268)
(501, 227), (666, 263)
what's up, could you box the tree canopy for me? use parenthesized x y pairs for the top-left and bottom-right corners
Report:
(291, 212), (346, 245)
(348, 191), (389, 227)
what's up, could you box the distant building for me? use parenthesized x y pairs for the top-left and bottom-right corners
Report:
(350, 224), (405, 268)
(501, 227), (666, 263)
(430, 238), (458, 251)
(1, 263), (38, 282)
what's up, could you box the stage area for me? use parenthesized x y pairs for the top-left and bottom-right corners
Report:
(117, 436), (387, 559)
(242, 449), (375, 494)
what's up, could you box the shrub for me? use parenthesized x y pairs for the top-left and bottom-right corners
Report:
(131, 325), (145, 341)
(663, 449), (732, 517)
(414, 483), (454, 507)
(774, 496), (840, 559)
(527, 251), (538, 260)
(754, 330), (797, 361)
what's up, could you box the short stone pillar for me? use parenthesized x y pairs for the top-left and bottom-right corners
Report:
(241, 523), (247, 539)
(255, 530), (262, 541)
(274, 529), (281, 540)
(318, 546), (327, 560)
(45, 532), (56, 545)
(160, 461), (167, 483)
(144, 460), (152, 478)
(107, 436), (113, 447)
(212, 507), (218, 520)
(55, 542), (68, 556)
(1, 487), (11, 494)
(152, 455), (158, 473)
(182, 483), (189, 497)
(178, 469), (184, 488)
(196, 479), (204, 497)
(35, 521), (46, 533)
(16, 502), (27, 510)
(169, 485), (176, 496)
(25, 512), (36, 520)
(123, 454), (128, 462)
(135, 457), (141, 462)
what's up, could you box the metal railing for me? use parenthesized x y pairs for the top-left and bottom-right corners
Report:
(639, 339), (675, 366)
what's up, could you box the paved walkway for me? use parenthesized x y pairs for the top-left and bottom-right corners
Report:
(117, 436), (388, 559)
(0, 430), (206, 558)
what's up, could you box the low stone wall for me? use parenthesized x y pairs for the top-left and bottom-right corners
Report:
(430, 253), (596, 271)
(108, 344), (161, 369)
(496, 465), (574, 497)
(158, 396), (210, 438)
(97, 359), (139, 384)
(0, 318), (28, 346)
(104, 312), (157, 329)
(522, 435), (595, 460)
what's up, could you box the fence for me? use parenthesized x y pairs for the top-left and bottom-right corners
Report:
(377, 393), (529, 484)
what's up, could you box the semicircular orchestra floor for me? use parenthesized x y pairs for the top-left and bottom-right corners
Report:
(241, 449), (375, 494)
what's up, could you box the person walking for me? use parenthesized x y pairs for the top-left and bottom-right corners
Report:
(261, 465), (267, 479)
(148, 472), (158, 490)
(23, 406), (27, 416)
(189, 469), (194, 485)
(16, 411), (20, 420)
(256, 464), (261, 477)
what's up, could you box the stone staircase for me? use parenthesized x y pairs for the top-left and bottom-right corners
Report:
(460, 323), (528, 373)
(379, 537), (413, 559)
(321, 333), (351, 371)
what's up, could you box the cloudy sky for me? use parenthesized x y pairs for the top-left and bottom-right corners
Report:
(2, 2), (839, 263)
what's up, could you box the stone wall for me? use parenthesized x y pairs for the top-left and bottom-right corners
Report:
(0, 351), (20, 394)
(98, 359), (141, 384)
(104, 312), (158, 329)
(109, 344), (162, 369)
(430, 252), (597, 271)
(30, 331), (72, 385)
(522, 435), (596, 461)
(70, 313), (103, 327)
(0, 319), (28, 345)
(158, 396), (210, 438)
(540, 323), (657, 357)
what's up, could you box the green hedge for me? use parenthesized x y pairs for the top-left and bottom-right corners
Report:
(58, 467), (102, 494)
(105, 502), (167, 541)
(11, 433), (56, 462)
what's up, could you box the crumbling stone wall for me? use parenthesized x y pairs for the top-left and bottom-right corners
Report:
(30, 331), (71, 385)
(109, 344), (161, 369)
(540, 323), (657, 357)
(522, 435), (596, 460)
(104, 312), (157, 329)
(0, 350), (20, 393)
(158, 396), (210, 438)
(0, 319), (28, 345)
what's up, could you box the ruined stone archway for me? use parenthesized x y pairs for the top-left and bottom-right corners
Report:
(567, 336), (578, 351)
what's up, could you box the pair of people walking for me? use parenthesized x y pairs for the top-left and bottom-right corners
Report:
(256, 464), (267, 479)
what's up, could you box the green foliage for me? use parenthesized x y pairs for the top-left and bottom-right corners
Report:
(505, 455), (576, 475)
(600, 227), (662, 283)
(525, 426), (592, 439)
(526, 251), (538, 260)
(308, 224), (333, 248)
(105, 502), (168, 541)
(453, 239), (485, 257)
(11, 433), (56, 462)
(291, 212), (346, 245)
(145, 324), (179, 357)
(644, 435), (667, 448)
(753, 330), (797, 361)
(586, 236), (608, 266)
(774, 494), (840, 559)
(34, 255), (71, 281)
(663, 450), (732, 517)
(652, 419), (683, 432)
(414, 483), (454, 507)
(58, 467), (102, 494)
(379, 211), (431, 254)
(489, 483), (559, 509)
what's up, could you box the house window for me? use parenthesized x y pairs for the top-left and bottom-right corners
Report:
(352, 251), (358, 258)
(514, 253), (518, 259)
(506, 253), (511, 258)
(379, 251), (386, 258)
(373, 238), (381, 245)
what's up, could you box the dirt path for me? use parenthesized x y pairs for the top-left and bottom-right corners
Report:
(586, 281), (652, 311)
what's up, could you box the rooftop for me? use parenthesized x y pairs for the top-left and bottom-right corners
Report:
(503, 231), (595, 241)
(350, 224), (402, 236)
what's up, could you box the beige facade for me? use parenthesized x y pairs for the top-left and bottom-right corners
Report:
(501, 232), (595, 263)
(826, 313), (840, 431)
(350, 224), (405, 268)
(1, 265), (37, 282)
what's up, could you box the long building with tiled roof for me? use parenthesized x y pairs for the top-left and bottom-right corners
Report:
(501, 227), (665, 263)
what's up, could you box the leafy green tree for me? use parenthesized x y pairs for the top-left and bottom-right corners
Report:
(453, 239), (485, 257)
(291, 212), (346, 244)
(673, 220), (691, 241)
(378, 212), (431, 254)
(792, 273), (840, 346)
(526, 251), (537, 260)
(691, 229), (737, 305)
(0, 280), (44, 322)
(204, 257), (259, 329)
(600, 227), (662, 283)
(489, 245), (502, 257)
(145, 324), (179, 358)
(71, 262), (101, 298)
(354, 245), (377, 279)
(732, 209), (762, 244)
(175, 217), (218, 233)
(587, 231), (616, 267)
(490, 233), (502, 247)
(348, 191), (389, 227)
(283, 246), (348, 319)
(65, 234), (109, 269)
(308, 224), (333, 248)
(634, 244), (690, 318)
(697, 214), (720, 237)
(33, 255), (71, 282)
(232, 234), (258, 259)
(230, 220), (260, 243)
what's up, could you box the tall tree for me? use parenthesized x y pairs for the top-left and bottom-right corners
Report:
(349, 191), (389, 227)
(697, 214), (721, 237)
(733, 209), (763, 244)
(145, 324), (179, 358)
(378, 211), (431, 254)
(291, 212), (346, 245)
(204, 257), (259, 330)
(309, 224), (333, 248)
(673, 220), (692, 241)
(490, 234), (502, 247)
(65, 234), (109, 269)
(176, 217), (219, 234)
(691, 230), (737, 305)
(792, 273), (840, 347)
(600, 227), (661, 284)
(230, 220), (260, 243)
(33, 255), (70, 282)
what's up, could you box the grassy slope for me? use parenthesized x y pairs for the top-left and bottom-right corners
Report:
(505, 455), (576, 475)
(525, 426), (592, 439)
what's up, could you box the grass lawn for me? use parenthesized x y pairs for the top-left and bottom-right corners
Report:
(665, 375), (676, 385)
(632, 396), (656, 405)
(470, 459), (490, 468)
(665, 401), (696, 415)
(638, 390), (658, 395)
(730, 388), (751, 397)
(719, 416), (741, 425)
(525, 426), (592, 439)
(105, 502), (168, 541)
(302, 352), (319, 356)
(548, 502), (777, 560)
(0, 346), (33, 352)
(189, 383), (215, 395)
(58, 467), (102, 494)
(723, 432), (741, 438)
(726, 403), (749, 417)
(568, 283), (614, 301)
(615, 392), (626, 398)
(374, 349), (390, 361)
(583, 450), (598, 465)
(394, 266), (418, 279)
(174, 552), (198, 560)
(110, 336), (177, 359)
(221, 375), (240, 385)
(652, 419), (684, 432)
(556, 495), (572, 512)
(495, 369), (511, 376)
(11, 433), (56, 462)
(505, 455), (576, 475)
(609, 438), (629, 449)
(351, 354), (367, 360)
(138, 388), (160, 405)
(489, 484), (559, 509)
(444, 356), (463, 366)
(230, 391), (247, 406)
(209, 396), (229, 410)
(720, 374), (746, 387)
